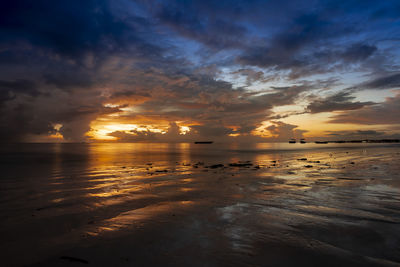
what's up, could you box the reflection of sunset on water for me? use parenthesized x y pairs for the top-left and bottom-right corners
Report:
(1, 143), (400, 265)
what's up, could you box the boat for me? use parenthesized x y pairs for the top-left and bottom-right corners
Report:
(315, 141), (328, 144)
(289, 138), (296, 144)
(194, 141), (213, 144)
(300, 139), (306, 144)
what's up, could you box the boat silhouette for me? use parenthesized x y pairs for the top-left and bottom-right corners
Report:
(289, 138), (296, 144)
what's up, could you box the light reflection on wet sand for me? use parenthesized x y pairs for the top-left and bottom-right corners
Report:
(0, 143), (399, 266)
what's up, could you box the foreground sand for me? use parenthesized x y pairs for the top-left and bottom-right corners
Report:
(1, 143), (400, 266)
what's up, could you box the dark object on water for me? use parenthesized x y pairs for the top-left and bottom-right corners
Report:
(315, 141), (328, 144)
(304, 165), (313, 168)
(229, 162), (253, 167)
(60, 256), (89, 264)
(209, 164), (224, 169)
(297, 158), (307, 161)
(289, 138), (296, 144)
(365, 139), (400, 143)
(300, 139), (306, 144)
(194, 141), (213, 144)
(331, 139), (400, 143)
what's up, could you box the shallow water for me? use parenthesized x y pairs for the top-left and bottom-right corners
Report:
(1, 143), (400, 266)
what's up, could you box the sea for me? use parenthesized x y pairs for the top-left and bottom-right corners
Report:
(1, 142), (400, 266)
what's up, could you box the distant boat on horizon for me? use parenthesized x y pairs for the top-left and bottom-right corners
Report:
(289, 138), (296, 144)
(315, 141), (328, 144)
(300, 138), (306, 144)
(194, 141), (213, 144)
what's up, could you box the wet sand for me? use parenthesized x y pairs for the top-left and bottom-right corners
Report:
(0, 143), (400, 266)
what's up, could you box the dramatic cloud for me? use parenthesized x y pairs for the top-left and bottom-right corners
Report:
(307, 91), (375, 113)
(264, 121), (307, 141)
(321, 129), (400, 141)
(329, 92), (400, 125)
(326, 130), (384, 138)
(154, 1), (248, 50)
(356, 73), (400, 91)
(0, 0), (399, 142)
(0, 0), (162, 58)
(340, 43), (377, 63)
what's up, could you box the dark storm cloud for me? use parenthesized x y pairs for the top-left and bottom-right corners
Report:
(0, 89), (121, 141)
(238, 40), (378, 79)
(234, 0), (399, 79)
(0, 0), (160, 58)
(340, 72), (400, 95)
(116, 71), (309, 136)
(154, 2), (248, 50)
(236, 12), (363, 77)
(0, 0), (170, 141)
(43, 72), (95, 91)
(190, 124), (234, 137)
(307, 91), (375, 113)
(329, 92), (400, 125)
(359, 73), (400, 90)
(326, 130), (384, 137)
(0, 79), (39, 105)
(231, 69), (271, 85)
(237, 14), (331, 67)
(0, 103), (54, 142)
(0, 0), (399, 142)
(340, 43), (377, 63)
(0, 79), (38, 96)
(111, 91), (151, 99)
(321, 129), (400, 141)
(0, 0), (167, 87)
(0, 79), (42, 141)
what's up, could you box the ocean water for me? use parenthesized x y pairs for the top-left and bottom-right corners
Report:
(1, 142), (400, 266)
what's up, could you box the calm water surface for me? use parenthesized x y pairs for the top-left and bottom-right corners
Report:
(1, 143), (400, 266)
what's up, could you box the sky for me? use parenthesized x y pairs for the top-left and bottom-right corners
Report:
(1, 0), (400, 142)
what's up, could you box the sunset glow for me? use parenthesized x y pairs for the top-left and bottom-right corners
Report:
(2, 2), (400, 266)
(0, 0), (399, 143)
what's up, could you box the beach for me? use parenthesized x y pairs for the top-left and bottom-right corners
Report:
(1, 143), (400, 266)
